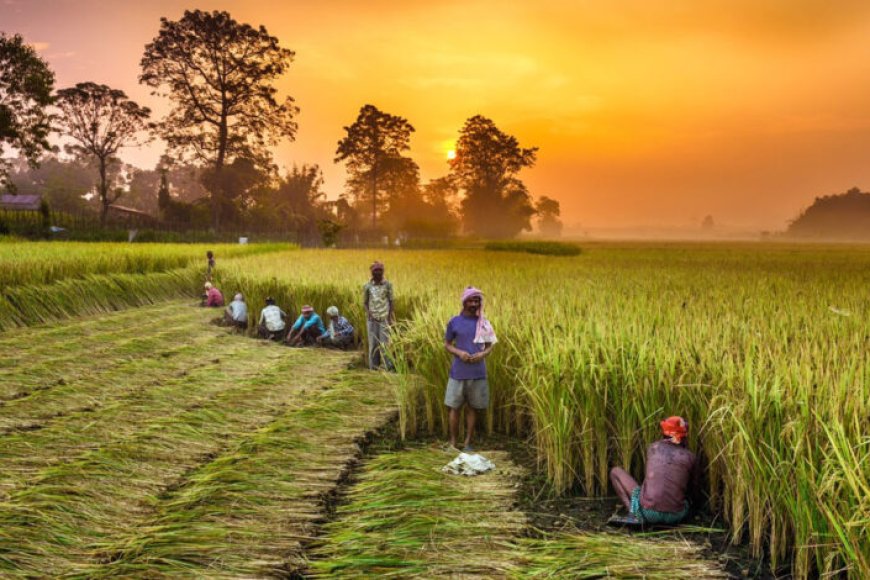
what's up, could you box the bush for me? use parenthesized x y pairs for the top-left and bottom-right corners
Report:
(484, 240), (581, 256)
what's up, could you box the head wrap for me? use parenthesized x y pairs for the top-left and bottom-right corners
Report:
(460, 286), (497, 345)
(326, 306), (340, 317)
(204, 282), (213, 289)
(265, 296), (275, 305)
(370, 261), (385, 273)
(301, 305), (314, 314)
(234, 293), (244, 302)
(660, 416), (688, 444)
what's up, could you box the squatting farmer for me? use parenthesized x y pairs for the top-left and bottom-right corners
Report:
(609, 416), (699, 526)
(224, 292), (248, 329)
(258, 297), (288, 341)
(363, 261), (394, 370)
(286, 305), (327, 346)
(317, 306), (355, 348)
(202, 281), (224, 307)
(444, 286), (496, 452)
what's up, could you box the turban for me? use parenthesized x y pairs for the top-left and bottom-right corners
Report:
(326, 306), (340, 317)
(660, 416), (688, 444)
(301, 305), (314, 314)
(370, 261), (385, 272)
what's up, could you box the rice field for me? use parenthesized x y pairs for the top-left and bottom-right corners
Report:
(1, 240), (868, 577)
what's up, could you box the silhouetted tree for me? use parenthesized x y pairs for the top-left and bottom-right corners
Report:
(450, 115), (538, 238)
(140, 9), (298, 230)
(536, 196), (563, 238)
(701, 215), (714, 230)
(250, 164), (326, 240)
(335, 104), (415, 230)
(55, 82), (151, 225)
(0, 33), (54, 190)
(787, 187), (870, 240)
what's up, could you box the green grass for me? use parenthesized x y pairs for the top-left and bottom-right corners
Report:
(0, 303), (397, 576)
(311, 446), (726, 578)
(484, 240), (582, 256)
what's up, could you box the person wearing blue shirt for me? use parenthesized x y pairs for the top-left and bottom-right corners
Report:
(287, 305), (327, 346)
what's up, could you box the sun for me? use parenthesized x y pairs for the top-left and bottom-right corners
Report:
(447, 149), (456, 160)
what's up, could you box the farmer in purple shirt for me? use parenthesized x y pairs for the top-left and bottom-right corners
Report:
(444, 286), (497, 451)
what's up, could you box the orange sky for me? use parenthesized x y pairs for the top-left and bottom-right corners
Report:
(4, 0), (870, 231)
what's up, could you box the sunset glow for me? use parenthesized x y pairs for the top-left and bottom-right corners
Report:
(4, 0), (870, 233)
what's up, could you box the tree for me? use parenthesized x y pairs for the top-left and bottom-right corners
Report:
(536, 196), (563, 238)
(249, 164), (326, 240)
(450, 115), (538, 238)
(335, 104), (415, 230)
(140, 9), (298, 230)
(786, 187), (870, 241)
(55, 83), (151, 225)
(701, 215), (715, 230)
(0, 33), (54, 189)
(9, 153), (96, 214)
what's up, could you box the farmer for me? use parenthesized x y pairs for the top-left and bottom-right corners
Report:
(206, 250), (215, 279)
(317, 305), (355, 348)
(202, 281), (224, 307)
(444, 286), (496, 451)
(257, 297), (288, 341)
(363, 261), (395, 370)
(223, 292), (248, 329)
(286, 305), (327, 346)
(609, 416), (699, 525)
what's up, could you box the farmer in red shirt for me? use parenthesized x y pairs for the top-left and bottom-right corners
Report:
(202, 281), (224, 308)
(609, 416), (700, 525)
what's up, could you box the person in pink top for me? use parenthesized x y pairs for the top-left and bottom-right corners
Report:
(202, 281), (224, 307)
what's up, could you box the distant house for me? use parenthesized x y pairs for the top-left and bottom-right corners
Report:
(107, 204), (159, 226)
(0, 194), (42, 211)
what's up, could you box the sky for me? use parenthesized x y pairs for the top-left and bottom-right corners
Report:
(4, 0), (870, 232)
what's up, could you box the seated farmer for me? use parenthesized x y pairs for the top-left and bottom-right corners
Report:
(317, 306), (355, 348)
(223, 293), (248, 329)
(257, 297), (288, 341)
(444, 287), (496, 452)
(609, 416), (699, 526)
(202, 282), (224, 307)
(286, 305), (327, 346)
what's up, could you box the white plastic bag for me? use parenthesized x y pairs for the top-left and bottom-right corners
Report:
(442, 452), (495, 476)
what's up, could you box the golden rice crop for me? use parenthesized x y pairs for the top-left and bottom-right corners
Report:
(215, 243), (869, 578)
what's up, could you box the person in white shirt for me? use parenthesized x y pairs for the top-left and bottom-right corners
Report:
(224, 293), (248, 330)
(257, 296), (287, 341)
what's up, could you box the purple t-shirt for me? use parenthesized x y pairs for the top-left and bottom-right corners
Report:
(445, 314), (487, 380)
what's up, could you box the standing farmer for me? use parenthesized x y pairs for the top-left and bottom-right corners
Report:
(444, 286), (496, 451)
(363, 261), (394, 370)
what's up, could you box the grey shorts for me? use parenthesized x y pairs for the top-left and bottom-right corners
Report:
(445, 378), (489, 410)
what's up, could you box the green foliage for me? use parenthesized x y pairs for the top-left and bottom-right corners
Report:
(0, 33), (55, 189)
(484, 240), (581, 256)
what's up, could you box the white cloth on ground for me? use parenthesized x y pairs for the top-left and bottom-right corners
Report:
(442, 452), (495, 476)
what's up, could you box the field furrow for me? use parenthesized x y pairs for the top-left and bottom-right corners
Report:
(311, 446), (726, 578)
(0, 344), (355, 575)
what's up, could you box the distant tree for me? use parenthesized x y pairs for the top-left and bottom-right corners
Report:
(55, 82), (151, 225)
(250, 163), (326, 239)
(140, 9), (298, 230)
(9, 153), (95, 213)
(335, 104), (415, 230)
(787, 187), (870, 240)
(0, 33), (55, 190)
(450, 115), (538, 238)
(536, 196), (563, 238)
(701, 215), (715, 230)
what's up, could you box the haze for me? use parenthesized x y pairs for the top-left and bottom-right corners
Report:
(4, 0), (870, 233)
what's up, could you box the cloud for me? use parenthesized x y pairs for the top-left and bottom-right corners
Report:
(31, 41), (50, 52)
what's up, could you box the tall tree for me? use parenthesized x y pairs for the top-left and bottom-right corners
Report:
(0, 33), (54, 190)
(450, 115), (538, 238)
(140, 9), (298, 230)
(536, 196), (563, 238)
(9, 153), (94, 213)
(55, 83), (150, 224)
(335, 104), (415, 230)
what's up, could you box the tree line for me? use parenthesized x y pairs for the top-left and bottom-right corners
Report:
(0, 10), (562, 240)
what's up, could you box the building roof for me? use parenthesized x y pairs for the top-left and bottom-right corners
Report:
(0, 194), (42, 211)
